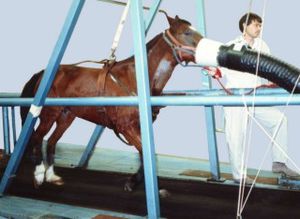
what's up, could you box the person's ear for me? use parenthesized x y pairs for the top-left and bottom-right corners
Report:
(243, 23), (247, 32)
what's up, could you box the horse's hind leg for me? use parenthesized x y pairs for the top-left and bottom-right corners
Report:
(29, 113), (58, 187)
(45, 109), (75, 185)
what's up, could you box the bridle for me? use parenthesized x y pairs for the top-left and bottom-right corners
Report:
(162, 29), (199, 67)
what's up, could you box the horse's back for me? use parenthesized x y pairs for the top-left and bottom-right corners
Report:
(54, 65), (103, 98)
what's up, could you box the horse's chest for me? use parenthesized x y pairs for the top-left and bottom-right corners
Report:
(152, 60), (173, 91)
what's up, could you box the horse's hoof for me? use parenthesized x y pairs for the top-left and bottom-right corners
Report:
(124, 181), (134, 192)
(159, 189), (171, 198)
(33, 173), (45, 189)
(45, 165), (64, 186)
(46, 175), (64, 186)
(33, 178), (42, 189)
(33, 162), (46, 188)
(50, 179), (64, 186)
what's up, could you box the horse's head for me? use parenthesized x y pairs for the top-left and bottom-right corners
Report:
(163, 15), (203, 64)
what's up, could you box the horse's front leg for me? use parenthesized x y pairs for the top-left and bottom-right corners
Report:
(121, 126), (171, 197)
(124, 153), (144, 192)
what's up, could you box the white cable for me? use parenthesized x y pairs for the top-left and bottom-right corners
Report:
(237, 0), (272, 215)
(240, 73), (300, 213)
(109, 0), (131, 59)
(236, 1), (254, 216)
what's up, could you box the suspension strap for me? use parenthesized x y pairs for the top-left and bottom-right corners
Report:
(70, 0), (131, 66)
(109, 0), (131, 61)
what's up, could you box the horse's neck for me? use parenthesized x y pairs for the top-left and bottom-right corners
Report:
(111, 35), (177, 96)
(147, 37), (177, 95)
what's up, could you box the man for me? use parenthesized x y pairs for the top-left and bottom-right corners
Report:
(207, 12), (299, 184)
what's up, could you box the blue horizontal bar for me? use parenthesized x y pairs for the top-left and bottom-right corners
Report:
(0, 94), (300, 106)
(0, 88), (288, 98)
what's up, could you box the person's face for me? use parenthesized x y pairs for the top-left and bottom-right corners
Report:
(244, 19), (262, 39)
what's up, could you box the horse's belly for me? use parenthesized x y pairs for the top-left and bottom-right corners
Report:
(70, 106), (113, 128)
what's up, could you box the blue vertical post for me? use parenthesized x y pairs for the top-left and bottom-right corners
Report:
(10, 107), (17, 146)
(0, 0), (85, 195)
(131, 0), (160, 218)
(2, 107), (11, 155)
(196, 0), (221, 181)
(79, 0), (162, 168)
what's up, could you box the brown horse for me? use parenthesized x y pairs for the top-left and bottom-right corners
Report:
(20, 15), (202, 191)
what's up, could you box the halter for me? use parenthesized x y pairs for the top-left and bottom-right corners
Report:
(162, 30), (197, 65)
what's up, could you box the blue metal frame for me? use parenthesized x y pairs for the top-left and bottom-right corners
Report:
(196, 0), (221, 181)
(131, 0), (160, 218)
(78, 125), (105, 168)
(2, 107), (11, 155)
(144, 0), (162, 35)
(10, 107), (17, 146)
(78, 0), (163, 169)
(0, 0), (85, 195)
(3, 91), (300, 106)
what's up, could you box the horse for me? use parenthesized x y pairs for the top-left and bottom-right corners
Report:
(20, 15), (202, 192)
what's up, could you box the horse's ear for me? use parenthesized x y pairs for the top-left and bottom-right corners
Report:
(167, 16), (176, 26)
(168, 15), (180, 26)
(161, 10), (175, 26)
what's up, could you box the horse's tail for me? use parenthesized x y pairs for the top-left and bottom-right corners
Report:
(20, 70), (43, 125)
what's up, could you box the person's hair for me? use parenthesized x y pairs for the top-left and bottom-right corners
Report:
(239, 12), (262, 32)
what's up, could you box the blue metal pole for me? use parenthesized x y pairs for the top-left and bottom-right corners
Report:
(2, 107), (11, 155)
(78, 125), (105, 168)
(144, 0), (162, 35)
(0, 0), (85, 195)
(10, 107), (17, 146)
(196, 0), (221, 181)
(131, 0), (160, 218)
(79, 0), (163, 168)
(2, 93), (300, 106)
(0, 87), (290, 99)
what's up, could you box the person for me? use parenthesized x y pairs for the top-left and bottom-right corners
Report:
(206, 12), (299, 184)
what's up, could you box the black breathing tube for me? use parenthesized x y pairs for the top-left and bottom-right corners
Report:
(217, 45), (300, 93)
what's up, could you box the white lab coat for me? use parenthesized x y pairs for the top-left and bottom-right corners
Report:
(221, 36), (288, 180)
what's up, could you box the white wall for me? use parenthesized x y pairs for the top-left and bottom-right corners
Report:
(1, 0), (300, 171)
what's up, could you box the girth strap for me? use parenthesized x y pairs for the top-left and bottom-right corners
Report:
(97, 60), (116, 96)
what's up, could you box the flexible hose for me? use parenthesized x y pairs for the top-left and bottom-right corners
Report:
(217, 45), (300, 93)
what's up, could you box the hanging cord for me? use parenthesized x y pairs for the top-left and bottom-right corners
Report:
(70, 0), (131, 66)
(98, 0), (168, 15)
(108, 0), (131, 61)
(236, 1), (254, 217)
(238, 0), (271, 215)
(239, 73), (300, 214)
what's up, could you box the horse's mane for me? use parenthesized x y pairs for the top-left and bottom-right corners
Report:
(146, 33), (163, 50)
(116, 33), (163, 65)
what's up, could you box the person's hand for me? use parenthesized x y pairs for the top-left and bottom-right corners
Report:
(258, 83), (279, 88)
(203, 66), (222, 79)
(266, 83), (279, 88)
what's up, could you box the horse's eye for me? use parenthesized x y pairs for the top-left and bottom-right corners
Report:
(184, 30), (192, 36)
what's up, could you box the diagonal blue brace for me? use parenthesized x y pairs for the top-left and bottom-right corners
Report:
(0, 0), (85, 196)
(131, 0), (160, 218)
(78, 0), (163, 169)
(196, 0), (221, 181)
(77, 125), (105, 168)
